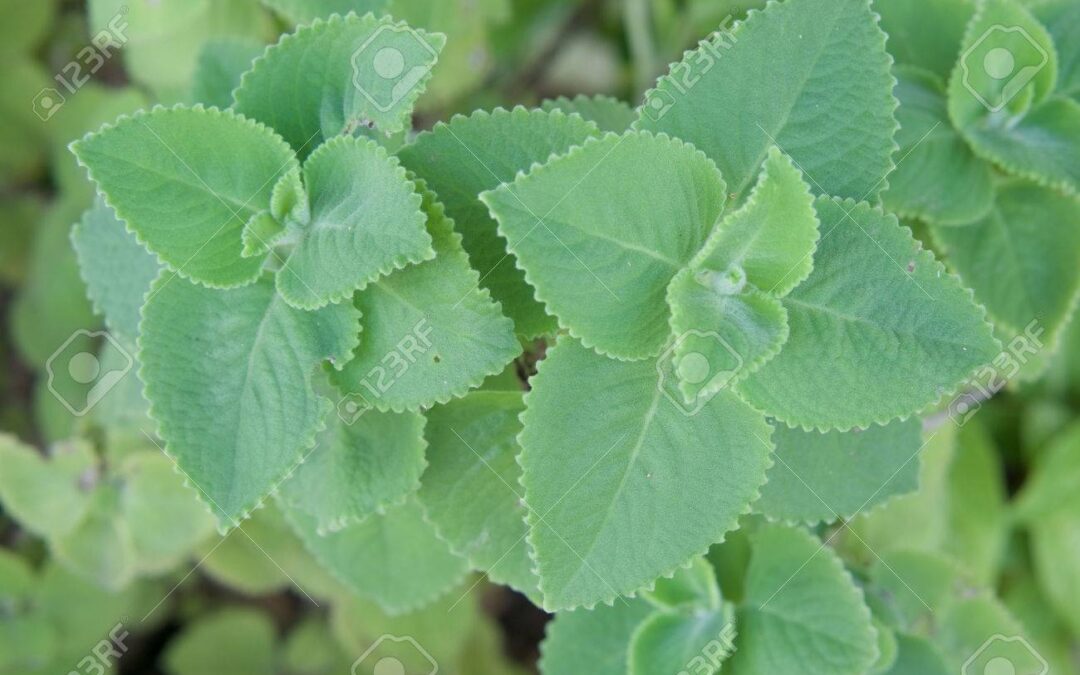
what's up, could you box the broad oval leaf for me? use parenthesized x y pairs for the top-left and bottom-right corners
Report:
(140, 273), (360, 527)
(735, 197), (1000, 431)
(636, 0), (897, 202)
(520, 339), (772, 610)
(539, 599), (654, 675)
(71, 105), (299, 288)
(482, 131), (728, 360)
(629, 608), (734, 675)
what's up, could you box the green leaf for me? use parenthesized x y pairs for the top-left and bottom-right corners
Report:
(1015, 421), (1080, 521)
(540, 599), (655, 675)
(50, 485), (137, 591)
(331, 184), (519, 411)
(876, 0), (974, 79)
(882, 634), (950, 675)
(948, 0), (1080, 194)
(482, 131), (727, 359)
(71, 199), (163, 343)
(1032, 0), (1080, 100)
(191, 38), (266, 108)
(275, 136), (433, 309)
(416, 391), (538, 600)
(140, 274), (360, 527)
(0, 435), (95, 539)
(636, 0), (897, 201)
(930, 181), (1080, 343)
(233, 13), (446, 155)
(755, 419), (923, 525)
(725, 524), (878, 675)
(0, 0), (56, 55)
(641, 556), (721, 611)
(278, 408), (426, 533)
(164, 609), (276, 675)
(541, 94), (636, 132)
(735, 197), (1000, 431)
(398, 107), (600, 338)
(262, 0), (390, 24)
(0, 59), (51, 182)
(629, 608), (735, 675)
(1029, 505), (1080, 635)
(519, 339), (772, 610)
(72, 105), (299, 288)
(283, 497), (468, 614)
(881, 67), (995, 226)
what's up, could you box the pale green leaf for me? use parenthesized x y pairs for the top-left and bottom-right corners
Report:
(1032, 0), (1080, 99)
(725, 524), (878, 675)
(0, 59), (50, 182)
(71, 199), (162, 343)
(1015, 421), (1080, 521)
(1029, 507), (1080, 635)
(882, 634), (950, 675)
(416, 391), (538, 600)
(262, 0), (389, 24)
(140, 274), (360, 527)
(876, 0), (974, 79)
(0, 435), (96, 539)
(735, 197), (1000, 431)
(636, 0), (897, 201)
(0, 0), (56, 55)
(275, 136), (433, 309)
(539, 599), (654, 675)
(482, 131), (727, 359)
(943, 422), (1008, 584)
(541, 94), (636, 132)
(642, 556), (721, 611)
(520, 339), (772, 610)
(72, 105), (299, 288)
(283, 497), (468, 614)
(164, 609), (276, 675)
(755, 419), (923, 525)
(881, 67), (995, 226)
(331, 184), (519, 411)
(191, 38), (266, 108)
(278, 408), (426, 533)
(629, 608), (735, 675)
(50, 486), (137, 591)
(233, 13), (446, 155)
(930, 181), (1080, 343)
(397, 107), (600, 338)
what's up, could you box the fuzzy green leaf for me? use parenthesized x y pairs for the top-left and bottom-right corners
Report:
(642, 557), (721, 611)
(140, 274), (360, 527)
(636, 0), (897, 201)
(725, 524), (878, 675)
(331, 185), (519, 411)
(191, 38), (266, 109)
(539, 599), (654, 675)
(417, 391), (539, 600)
(275, 136), (433, 309)
(755, 419), (923, 524)
(629, 608), (734, 675)
(0, 436), (95, 539)
(233, 13), (446, 156)
(876, 0), (973, 79)
(735, 197), (1000, 431)
(483, 131), (727, 359)
(520, 339), (772, 610)
(397, 107), (600, 338)
(541, 94), (636, 132)
(71, 105), (299, 288)
(278, 408), (427, 534)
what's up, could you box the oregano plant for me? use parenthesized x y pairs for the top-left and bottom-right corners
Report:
(3, 0), (1079, 672)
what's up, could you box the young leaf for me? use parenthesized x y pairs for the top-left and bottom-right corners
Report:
(283, 497), (469, 615)
(331, 184), (519, 411)
(636, 0), (897, 201)
(50, 486), (137, 591)
(71, 198), (162, 343)
(278, 407), (427, 534)
(519, 339), (772, 610)
(881, 67), (995, 226)
(754, 419), (923, 525)
(629, 608), (734, 675)
(0, 436), (95, 539)
(735, 197), (1000, 431)
(397, 107), (600, 338)
(541, 94), (636, 132)
(275, 136), (434, 310)
(233, 13), (446, 156)
(642, 556), (721, 611)
(539, 599), (655, 675)
(71, 105), (299, 288)
(482, 132), (727, 360)
(139, 274), (360, 527)
(724, 524), (877, 675)
(417, 391), (539, 600)
(191, 38), (266, 109)
(930, 181), (1080, 343)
